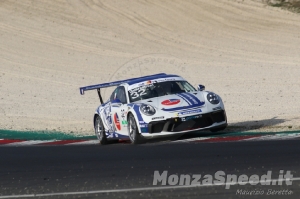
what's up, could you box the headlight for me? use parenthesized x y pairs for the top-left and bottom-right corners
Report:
(140, 104), (156, 116)
(207, 92), (220, 104)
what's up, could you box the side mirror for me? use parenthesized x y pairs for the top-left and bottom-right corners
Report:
(197, 84), (205, 91)
(111, 99), (122, 106)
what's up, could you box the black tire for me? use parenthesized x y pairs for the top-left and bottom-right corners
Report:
(94, 115), (108, 145)
(210, 111), (227, 132)
(127, 113), (141, 144)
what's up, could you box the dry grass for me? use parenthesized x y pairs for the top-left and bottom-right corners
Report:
(263, 0), (300, 12)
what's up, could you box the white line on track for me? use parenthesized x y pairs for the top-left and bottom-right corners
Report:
(0, 177), (300, 198)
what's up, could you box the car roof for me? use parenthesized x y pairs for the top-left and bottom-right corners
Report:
(79, 73), (185, 95)
(125, 74), (182, 86)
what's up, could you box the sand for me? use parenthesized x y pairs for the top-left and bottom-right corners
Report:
(0, 0), (300, 135)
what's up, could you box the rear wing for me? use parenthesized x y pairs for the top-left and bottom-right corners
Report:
(79, 73), (167, 95)
(79, 73), (167, 104)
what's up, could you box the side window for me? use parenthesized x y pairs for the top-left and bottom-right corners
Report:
(110, 88), (117, 102)
(116, 86), (127, 104)
(181, 81), (196, 92)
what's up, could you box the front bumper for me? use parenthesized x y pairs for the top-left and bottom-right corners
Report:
(147, 110), (227, 134)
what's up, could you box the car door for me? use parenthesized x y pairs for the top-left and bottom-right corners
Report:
(110, 86), (128, 136)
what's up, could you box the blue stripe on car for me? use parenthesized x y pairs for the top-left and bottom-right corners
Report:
(176, 93), (192, 105)
(129, 104), (148, 134)
(162, 93), (204, 112)
(180, 92), (204, 106)
(132, 104), (144, 122)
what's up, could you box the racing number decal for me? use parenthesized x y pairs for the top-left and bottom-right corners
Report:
(129, 88), (147, 99)
(113, 113), (121, 130)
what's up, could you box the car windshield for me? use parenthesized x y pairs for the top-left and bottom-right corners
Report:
(128, 81), (196, 102)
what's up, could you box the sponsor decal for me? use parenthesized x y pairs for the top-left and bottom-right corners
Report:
(152, 116), (165, 120)
(178, 109), (202, 115)
(155, 78), (176, 82)
(181, 115), (202, 122)
(113, 113), (121, 130)
(111, 105), (120, 107)
(121, 120), (128, 127)
(140, 127), (148, 133)
(161, 99), (180, 106)
(120, 109), (126, 120)
(100, 103), (115, 133)
(127, 77), (181, 90)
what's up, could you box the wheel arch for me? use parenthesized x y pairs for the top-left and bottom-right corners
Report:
(93, 113), (100, 127)
(126, 111), (141, 134)
(126, 111), (133, 120)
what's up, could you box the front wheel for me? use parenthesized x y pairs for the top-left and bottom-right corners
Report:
(94, 115), (108, 145)
(127, 113), (142, 144)
(210, 123), (227, 132)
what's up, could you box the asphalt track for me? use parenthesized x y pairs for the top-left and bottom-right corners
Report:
(0, 139), (300, 199)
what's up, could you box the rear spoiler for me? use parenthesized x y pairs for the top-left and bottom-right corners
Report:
(79, 73), (167, 95)
(79, 73), (167, 104)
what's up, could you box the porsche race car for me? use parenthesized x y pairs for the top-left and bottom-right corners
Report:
(80, 73), (227, 144)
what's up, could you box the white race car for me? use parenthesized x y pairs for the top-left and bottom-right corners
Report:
(80, 73), (227, 144)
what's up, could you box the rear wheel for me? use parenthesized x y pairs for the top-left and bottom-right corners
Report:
(94, 115), (108, 145)
(127, 113), (141, 144)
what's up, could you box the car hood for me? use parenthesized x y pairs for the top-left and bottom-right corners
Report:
(138, 92), (206, 111)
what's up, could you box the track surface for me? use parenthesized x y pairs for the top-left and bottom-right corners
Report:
(0, 140), (299, 199)
(1, 0), (300, 133)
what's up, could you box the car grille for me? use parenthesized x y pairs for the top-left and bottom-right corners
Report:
(148, 110), (226, 133)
